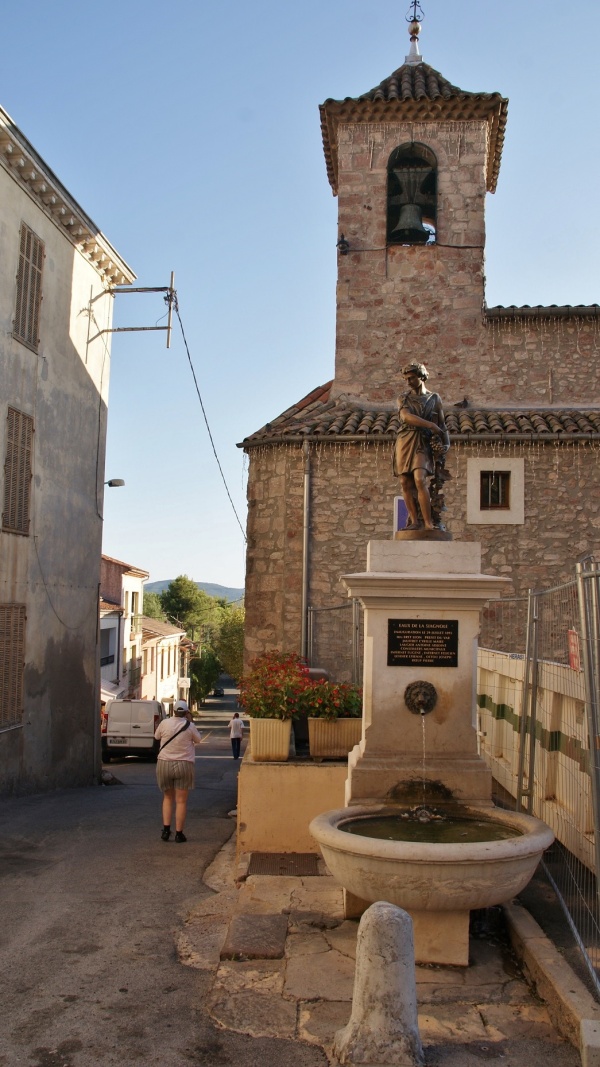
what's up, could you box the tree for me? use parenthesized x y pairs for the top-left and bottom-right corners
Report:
(142, 591), (164, 620)
(215, 605), (245, 683)
(190, 649), (221, 705)
(160, 575), (226, 640)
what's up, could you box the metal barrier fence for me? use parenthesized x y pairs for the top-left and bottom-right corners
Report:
(307, 600), (362, 684)
(478, 561), (600, 997)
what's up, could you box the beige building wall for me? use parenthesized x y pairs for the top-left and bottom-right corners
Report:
(0, 108), (134, 794)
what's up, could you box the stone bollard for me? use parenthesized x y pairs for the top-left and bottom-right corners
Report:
(334, 901), (424, 1067)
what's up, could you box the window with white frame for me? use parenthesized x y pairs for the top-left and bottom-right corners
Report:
(466, 457), (524, 525)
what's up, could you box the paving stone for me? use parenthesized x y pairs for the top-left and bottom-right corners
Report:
(186, 886), (239, 919)
(236, 878), (296, 914)
(416, 964), (467, 987)
(285, 931), (331, 957)
(221, 912), (288, 960)
(422, 1037), (580, 1066)
(298, 999), (351, 1049)
(208, 990), (297, 1039)
(287, 909), (343, 933)
(285, 948), (355, 1001)
(323, 920), (358, 959)
(202, 838), (238, 892)
(419, 1005), (489, 1043)
(478, 1001), (558, 1042)
(176, 915), (229, 970)
(213, 959), (285, 995)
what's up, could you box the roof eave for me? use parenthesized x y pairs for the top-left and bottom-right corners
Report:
(320, 94), (508, 196)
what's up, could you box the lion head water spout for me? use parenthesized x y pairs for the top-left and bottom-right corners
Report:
(309, 538), (554, 966)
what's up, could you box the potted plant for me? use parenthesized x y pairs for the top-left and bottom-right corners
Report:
(238, 651), (309, 761)
(303, 680), (363, 760)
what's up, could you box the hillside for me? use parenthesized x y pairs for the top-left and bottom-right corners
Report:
(145, 579), (244, 603)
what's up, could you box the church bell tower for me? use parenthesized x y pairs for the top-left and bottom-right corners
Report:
(320, 8), (508, 406)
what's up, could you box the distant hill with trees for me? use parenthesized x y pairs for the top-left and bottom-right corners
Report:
(145, 579), (244, 603)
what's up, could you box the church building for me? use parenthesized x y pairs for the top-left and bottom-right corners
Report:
(239, 17), (600, 672)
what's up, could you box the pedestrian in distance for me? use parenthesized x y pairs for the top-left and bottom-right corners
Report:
(154, 699), (202, 842)
(228, 711), (244, 760)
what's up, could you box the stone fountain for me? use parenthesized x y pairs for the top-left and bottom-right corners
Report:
(310, 539), (553, 965)
(310, 365), (553, 966)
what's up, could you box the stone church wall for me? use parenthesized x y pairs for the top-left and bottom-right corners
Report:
(244, 439), (600, 666)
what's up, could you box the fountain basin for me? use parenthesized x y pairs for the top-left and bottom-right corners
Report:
(310, 804), (554, 965)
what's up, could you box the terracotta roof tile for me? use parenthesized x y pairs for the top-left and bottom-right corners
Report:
(486, 304), (600, 320)
(239, 390), (600, 447)
(320, 62), (508, 195)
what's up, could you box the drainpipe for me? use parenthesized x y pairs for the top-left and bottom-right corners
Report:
(301, 440), (311, 660)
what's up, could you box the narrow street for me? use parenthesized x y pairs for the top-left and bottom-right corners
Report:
(0, 690), (327, 1067)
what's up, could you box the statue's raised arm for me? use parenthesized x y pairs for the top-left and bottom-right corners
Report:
(393, 362), (451, 538)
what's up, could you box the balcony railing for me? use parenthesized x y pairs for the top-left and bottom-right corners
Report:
(129, 665), (141, 688)
(130, 614), (143, 636)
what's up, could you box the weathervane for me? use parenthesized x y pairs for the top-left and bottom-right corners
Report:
(406, 1), (424, 23)
(405, 2), (424, 65)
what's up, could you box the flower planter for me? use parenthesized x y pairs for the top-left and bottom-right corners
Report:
(308, 717), (362, 760)
(249, 718), (292, 762)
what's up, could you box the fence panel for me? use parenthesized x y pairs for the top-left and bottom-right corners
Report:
(307, 601), (363, 684)
(478, 580), (600, 996)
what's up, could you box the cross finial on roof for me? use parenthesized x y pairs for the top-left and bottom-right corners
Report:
(405, 1), (424, 65)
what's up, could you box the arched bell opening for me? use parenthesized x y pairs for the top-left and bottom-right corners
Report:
(387, 143), (437, 246)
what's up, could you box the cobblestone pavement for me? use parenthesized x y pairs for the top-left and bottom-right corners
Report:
(183, 841), (582, 1066)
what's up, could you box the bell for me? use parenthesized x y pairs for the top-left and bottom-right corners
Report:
(391, 202), (430, 244)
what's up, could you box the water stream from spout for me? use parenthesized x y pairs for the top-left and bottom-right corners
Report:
(421, 713), (427, 801)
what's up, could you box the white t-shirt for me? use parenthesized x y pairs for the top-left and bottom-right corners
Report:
(155, 717), (202, 762)
(228, 717), (244, 738)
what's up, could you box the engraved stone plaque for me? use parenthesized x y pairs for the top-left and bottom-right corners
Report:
(387, 619), (458, 667)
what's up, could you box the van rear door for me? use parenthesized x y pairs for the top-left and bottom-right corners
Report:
(106, 701), (132, 749)
(131, 702), (157, 750)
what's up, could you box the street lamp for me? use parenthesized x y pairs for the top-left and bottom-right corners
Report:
(104, 479), (125, 487)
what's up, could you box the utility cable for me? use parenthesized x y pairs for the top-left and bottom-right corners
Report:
(172, 298), (247, 542)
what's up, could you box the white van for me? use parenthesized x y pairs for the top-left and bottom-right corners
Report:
(102, 699), (166, 762)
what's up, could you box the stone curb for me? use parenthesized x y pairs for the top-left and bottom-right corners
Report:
(504, 898), (600, 1062)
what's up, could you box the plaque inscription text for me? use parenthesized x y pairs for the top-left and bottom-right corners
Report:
(387, 619), (458, 667)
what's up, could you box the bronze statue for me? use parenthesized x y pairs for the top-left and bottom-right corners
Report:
(393, 362), (451, 533)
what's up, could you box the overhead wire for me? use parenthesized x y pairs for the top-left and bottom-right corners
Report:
(171, 295), (247, 542)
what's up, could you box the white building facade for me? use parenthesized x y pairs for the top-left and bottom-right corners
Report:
(0, 107), (135, 794)
(140, 618), (187, 712)
(100, 555), (149, 706)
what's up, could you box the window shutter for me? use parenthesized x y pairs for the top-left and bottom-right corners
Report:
(0, 604), (26, 728)
(14, 223), (44, 351)
(2, 408), (34, 535)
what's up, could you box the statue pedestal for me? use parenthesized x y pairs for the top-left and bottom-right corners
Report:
(342, 541), (511, 808)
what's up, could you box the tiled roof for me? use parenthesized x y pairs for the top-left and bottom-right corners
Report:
(101, 553), (149, 578)
(486, 304), (600, 320)
(141, 616), (185, 639)
(99, 597), (122, 613)
(239, 384), (600, 447)
(320, 62), (508, 195)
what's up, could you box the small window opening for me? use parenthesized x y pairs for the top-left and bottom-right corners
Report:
(480, 471), (511, 510)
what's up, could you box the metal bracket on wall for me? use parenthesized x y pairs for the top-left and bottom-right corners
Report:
(88, 270), (176, 349)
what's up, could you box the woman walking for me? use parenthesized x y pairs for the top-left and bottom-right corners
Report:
(228, 712), (244, 760)
(154, 699), (202, 842)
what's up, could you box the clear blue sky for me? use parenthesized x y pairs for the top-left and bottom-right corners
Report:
(3, 1), (599, 589)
